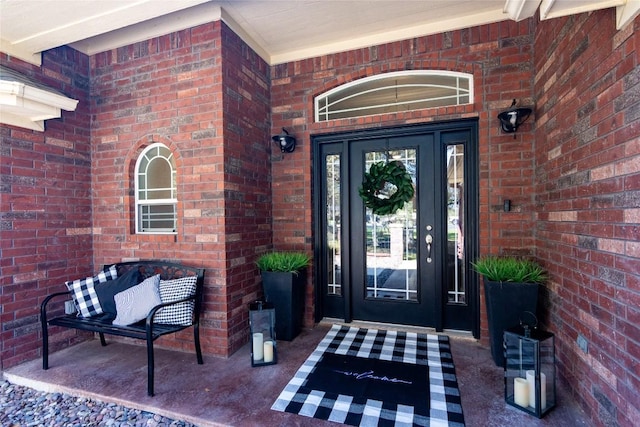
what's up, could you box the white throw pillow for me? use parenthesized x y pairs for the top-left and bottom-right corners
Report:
(112, 274), (161, 326)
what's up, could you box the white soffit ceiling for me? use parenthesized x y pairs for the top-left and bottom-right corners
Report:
(0, 0), (638, 67)
(0, 0), (213, 65)
(221, 1), (510, 65)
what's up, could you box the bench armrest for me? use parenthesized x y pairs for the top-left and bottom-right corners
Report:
(146, 294), (197, 327)
(41, 291), (73, 335)
(41, 291), (72, 316)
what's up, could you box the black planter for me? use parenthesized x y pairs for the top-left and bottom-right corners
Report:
(261, 270), (306, 341)
(484, 279), (539, 367)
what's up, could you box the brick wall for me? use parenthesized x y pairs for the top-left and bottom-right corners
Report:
(90, 21), (270, 357)
(220, 24), (272, 351)
(270, 20), (537, 336)
(0, 17), (540, 370)
(4, 18), (634, 426)
(1, 47), (92, 369)
(534, 10), (640, 426)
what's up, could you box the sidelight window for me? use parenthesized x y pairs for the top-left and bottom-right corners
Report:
(326, 154), (342, 296)
(446, 144), (466, 304)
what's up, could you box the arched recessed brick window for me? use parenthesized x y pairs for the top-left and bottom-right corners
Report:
(134, 143), (177, 234)
(315, 70), (473, 122)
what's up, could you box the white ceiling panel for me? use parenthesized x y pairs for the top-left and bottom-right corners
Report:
(0, 0), (636, 66)
(1, 0), (211, 52)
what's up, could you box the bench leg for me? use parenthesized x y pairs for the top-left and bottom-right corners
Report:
(41, 320), (49, 370)
(99, 333), (107, 346)
(194, 323), (203, 365)
(147, 336), (155, 396)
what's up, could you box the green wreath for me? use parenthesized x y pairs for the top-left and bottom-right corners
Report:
(359, 161), (415, 215)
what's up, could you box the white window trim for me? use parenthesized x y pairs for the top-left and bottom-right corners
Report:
(134, 142), (177, 234)
(315, 70), (474, 122)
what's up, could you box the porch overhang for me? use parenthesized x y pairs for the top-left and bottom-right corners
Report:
(0, 66), (78, 132)
(504, 0), (640, 29)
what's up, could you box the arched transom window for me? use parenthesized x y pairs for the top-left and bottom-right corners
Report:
(315, 70), (473, 122)
(135, 143), (177, 234)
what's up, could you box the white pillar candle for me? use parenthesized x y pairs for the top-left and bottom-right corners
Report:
(526, 370), (547, 410)
(514, 377), (529, 408)
(252, 333), (264, 361)
(263, 340), (274, 363)
(526, 370), (536, 408)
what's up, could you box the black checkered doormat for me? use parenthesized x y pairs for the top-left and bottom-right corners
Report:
(271, 324), (465, 426)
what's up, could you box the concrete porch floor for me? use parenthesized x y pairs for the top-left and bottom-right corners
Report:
(3, 323), (589, 427)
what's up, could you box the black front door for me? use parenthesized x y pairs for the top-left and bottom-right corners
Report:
(314, 121), (478, 334)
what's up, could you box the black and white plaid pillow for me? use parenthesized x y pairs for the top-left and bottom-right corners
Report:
(65, 264), (118, 318)
(154, 276), (198, 326)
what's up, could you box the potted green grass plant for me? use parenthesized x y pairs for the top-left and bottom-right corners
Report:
(256, 251), (311, 341)
(472, 256), (547, 367)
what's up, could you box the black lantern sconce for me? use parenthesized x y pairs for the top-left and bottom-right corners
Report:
(498, 99), (532, 137)
(272, 128), (296, 153)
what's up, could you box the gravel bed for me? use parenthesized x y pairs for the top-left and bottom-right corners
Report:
(0, 380), (198, 427)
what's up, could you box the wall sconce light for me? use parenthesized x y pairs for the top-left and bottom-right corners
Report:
(272, 128), (296, 153)
(498, 99), (532, 137)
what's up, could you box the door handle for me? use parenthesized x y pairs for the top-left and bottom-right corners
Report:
(425, 234), (433, 263)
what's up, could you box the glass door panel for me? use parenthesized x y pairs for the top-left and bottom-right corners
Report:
(364, 149), (417, 301)
(350, 134), (436, 327)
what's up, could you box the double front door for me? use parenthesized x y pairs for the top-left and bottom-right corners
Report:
(314, 121), (478, 334)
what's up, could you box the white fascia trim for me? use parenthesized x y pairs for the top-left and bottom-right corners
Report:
(0, 111), (45, 131)
(1, 38), (42, 66)
(540, 0), (626, 20)
(504, 0), (542, 22)
(617, 1), (640, 29)
(70, 3), (223, 56)
(0, 81), (79, 132)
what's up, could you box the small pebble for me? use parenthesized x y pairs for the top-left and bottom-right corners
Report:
(0, 380), (197, 426)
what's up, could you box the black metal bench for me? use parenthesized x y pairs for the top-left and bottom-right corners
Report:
(41, 260), (205, 396)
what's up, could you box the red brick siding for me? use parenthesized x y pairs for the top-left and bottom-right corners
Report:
(89, 21), (270, 357)
(0, 47), (92, 369)
(2, 18), (634, 427)
(270, 20), (537, 337)
(220, 24), (272, 352)
(534, 10), (640, 427)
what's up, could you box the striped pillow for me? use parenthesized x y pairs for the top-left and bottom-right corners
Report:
(112, 275), (161, 326)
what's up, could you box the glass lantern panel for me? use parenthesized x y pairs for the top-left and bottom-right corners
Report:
(249, 301), (277, 366)
(504, 327), (555, 418)
(538, 334), (556, 414)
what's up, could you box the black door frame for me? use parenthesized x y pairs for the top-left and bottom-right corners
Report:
(312, 119), (479, 338)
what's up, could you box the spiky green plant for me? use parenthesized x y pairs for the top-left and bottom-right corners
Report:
(472, 256), (546, 284)
(256, 252), (311, 275)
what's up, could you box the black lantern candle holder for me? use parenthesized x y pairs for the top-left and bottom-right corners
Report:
(504, 323), (556, 418)
(249, 300), (277, 367)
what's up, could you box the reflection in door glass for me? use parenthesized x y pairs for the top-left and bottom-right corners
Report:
(326, 154), (341, 295)
(364, 150), (417, 301)
(447, 145), (466, 304)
